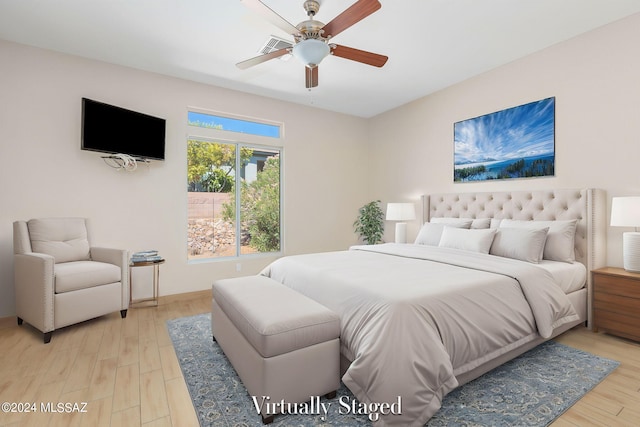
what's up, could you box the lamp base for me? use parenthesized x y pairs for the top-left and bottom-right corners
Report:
(623, 232), (640, 272)
(395, 222), (407, 244)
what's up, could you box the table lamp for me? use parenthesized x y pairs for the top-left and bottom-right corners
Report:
(386, 203), (416, 244)
(610, 196), (640, 272)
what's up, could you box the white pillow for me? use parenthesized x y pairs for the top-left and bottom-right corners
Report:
(470, 218), (491, 229)
(438, 227), (497, 254)
(430, 217), (473, 228)
(415, 219), (473, 246)
(490, 227), (549, 263)
(499, 219), (578, 263)
(414, 223), (446, 246)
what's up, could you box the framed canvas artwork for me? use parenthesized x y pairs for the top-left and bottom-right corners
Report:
(454, 97), (555, 182)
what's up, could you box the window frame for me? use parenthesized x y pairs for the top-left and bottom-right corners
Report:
(187, 109), (284, 263)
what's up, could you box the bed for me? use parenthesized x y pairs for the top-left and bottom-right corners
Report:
(261, 189), (606, 426)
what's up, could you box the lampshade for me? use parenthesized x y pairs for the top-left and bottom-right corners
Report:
(291, 39), (330, 67)
(611, 196), (640, 272)
(610, 197), (640, 227)
(386, 203), (416, 244)
(386, 203), (416, 221)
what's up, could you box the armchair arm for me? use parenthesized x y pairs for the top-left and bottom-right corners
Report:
(91, 247), (129, 309)
(14, 252), (55, 333)
(91, 247), (128, 268)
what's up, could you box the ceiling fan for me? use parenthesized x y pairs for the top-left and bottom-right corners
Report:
(237, 0), (388, 89)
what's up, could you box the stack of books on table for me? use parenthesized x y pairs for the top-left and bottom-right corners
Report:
(131, 250), (163, 264)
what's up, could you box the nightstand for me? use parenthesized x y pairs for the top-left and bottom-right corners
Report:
(592, 267), (640, 342)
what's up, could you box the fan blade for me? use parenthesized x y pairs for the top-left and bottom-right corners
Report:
(331, 44), (388, 67)
(236, 48), (291, 69)
(240, 0), (300, 36)
(322, 0), (381, 39)
(305, 66), (318, 88)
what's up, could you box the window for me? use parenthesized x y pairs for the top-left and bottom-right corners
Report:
(187, 140), (282, 260)
(187, 111), (282, 261)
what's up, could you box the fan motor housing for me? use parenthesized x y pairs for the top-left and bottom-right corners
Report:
(297, 19), (326, 40)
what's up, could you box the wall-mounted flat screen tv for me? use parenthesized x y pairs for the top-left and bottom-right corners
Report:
(81, 98), (166, 160)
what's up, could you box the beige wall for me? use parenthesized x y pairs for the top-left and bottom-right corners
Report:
(1, 12), (638, 317)
(367, 13), (640, 265)
(0, 40), (369, 317)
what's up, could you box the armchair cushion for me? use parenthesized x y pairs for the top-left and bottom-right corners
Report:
(27, 218), (90, 263)
(55, 261), (122, 293)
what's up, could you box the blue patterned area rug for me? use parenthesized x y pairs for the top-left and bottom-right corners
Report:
(167, 313), (619, 427)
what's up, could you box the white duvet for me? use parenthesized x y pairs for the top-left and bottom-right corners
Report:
(261, 243), (579, 426)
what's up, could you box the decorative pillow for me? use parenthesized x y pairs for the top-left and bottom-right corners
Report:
(438, 227), (497, 254)
(498, 219), (578, 263)
(430, 217), (473, 228)
(490, 227), (549, 263)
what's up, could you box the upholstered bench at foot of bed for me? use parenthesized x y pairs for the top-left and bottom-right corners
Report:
(211, 275), (340, 424)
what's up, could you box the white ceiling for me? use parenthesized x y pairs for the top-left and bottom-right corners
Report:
(1, 1), (639, 118)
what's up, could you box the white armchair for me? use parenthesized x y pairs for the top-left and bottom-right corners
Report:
(13, 217), (129, 343)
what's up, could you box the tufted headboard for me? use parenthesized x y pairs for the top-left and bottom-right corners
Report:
(422, 188), (607, 289)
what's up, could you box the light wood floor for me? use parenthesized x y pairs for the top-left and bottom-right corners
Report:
(0, 290), (639, 427)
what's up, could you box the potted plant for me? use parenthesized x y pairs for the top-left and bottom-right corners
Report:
(353, 200), (385, 244)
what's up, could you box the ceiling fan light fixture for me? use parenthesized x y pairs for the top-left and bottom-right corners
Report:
(292, 39), (330, 67)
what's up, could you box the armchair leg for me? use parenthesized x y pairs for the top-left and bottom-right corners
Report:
(17, 317), (23, 325)
(120, 309), (128, 318)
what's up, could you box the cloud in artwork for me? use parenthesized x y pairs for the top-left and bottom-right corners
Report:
(454, 98), (555, 166)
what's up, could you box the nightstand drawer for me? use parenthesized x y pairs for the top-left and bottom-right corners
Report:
(593, 292), (640, 314)
(593, 275), (640, 298)
(595, 307), (640, 328)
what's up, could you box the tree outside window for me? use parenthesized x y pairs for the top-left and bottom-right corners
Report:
(187, 139), (281, 259)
